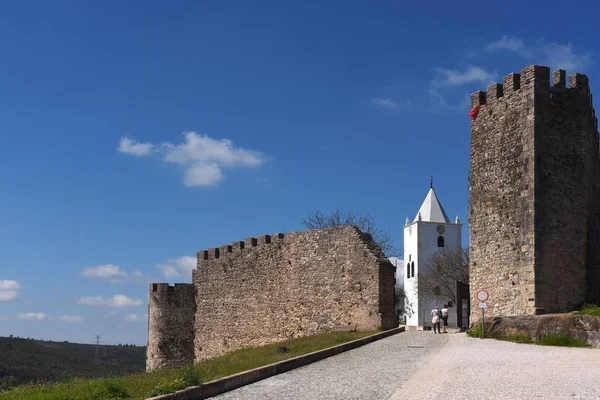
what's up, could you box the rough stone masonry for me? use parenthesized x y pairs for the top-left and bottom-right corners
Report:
(469, 64), (600, 323)
(147, 225), (398, 371)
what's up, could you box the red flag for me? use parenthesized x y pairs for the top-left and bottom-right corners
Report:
(469, 104), (482, 120)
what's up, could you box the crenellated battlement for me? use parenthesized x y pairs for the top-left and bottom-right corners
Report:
(150, 282), (194, 294)
(147, 225), (398, 369)
(198, 233), (285, 260)
(469, 64), (600, 323)
(147, 282), (196, 372)
(471, 65), (591, 107)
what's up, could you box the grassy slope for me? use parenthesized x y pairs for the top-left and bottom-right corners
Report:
(0, 337), (145, 390)
(0, 330), (378, 400)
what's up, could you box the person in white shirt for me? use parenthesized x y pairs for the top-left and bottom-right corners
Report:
(430, 306), (441, 333)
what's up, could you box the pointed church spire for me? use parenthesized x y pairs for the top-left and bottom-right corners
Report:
(455, 214), (461, 224)
(405, 217), (410, 226)
(413, 186), (450, 223)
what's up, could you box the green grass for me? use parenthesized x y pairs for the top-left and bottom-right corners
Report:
(574, 303), (600, 317)
(466, 326), (483, 338)
(0, 330), (377, 400)
(536, 333), (591, 348)
(467, 327), (590, 348)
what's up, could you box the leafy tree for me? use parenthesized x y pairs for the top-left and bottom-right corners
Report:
(394, 287), (414, 323)
(302, 209), (400, 257)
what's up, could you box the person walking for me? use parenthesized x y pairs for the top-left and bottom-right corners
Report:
(431, 306), (441, 333)
(441, 304), (449, 333)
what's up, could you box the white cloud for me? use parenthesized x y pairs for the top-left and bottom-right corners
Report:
(124, 313), (147, 322)
(0, 291), (18, 301)
(117, 137), (155, 157)
(183, 162), (224, 187)
(162, 133), (264, 168)
(485, 36), (591, 70)
(118, 132), (267, 187)
(111, 294), (143, 308)
(60, 315), (83, 322)
(432, 66), (498, 87)
(78, 294), (143, 308)
(79, 264), (156, 285)
(364, 97), (416, 112)
(0, 280), (20, 301)
(485, 35), (526, 53)
(540, 42), (591, 70)
(78, 296), (106, 306)
(156, 256), (196, 278)
(17, 312), (46, 321)
(0, 280), (20, 290)
(81, 264), (128, 279)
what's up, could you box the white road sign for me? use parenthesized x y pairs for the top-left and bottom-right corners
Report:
(476, 289), (489, 302)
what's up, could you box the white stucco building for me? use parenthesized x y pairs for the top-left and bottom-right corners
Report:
(389, 256), (404, 291)
(403, 184), (462, 329)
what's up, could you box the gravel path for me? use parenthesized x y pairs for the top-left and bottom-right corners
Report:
(212, 331), (600, 400)
(389, 334), (600, 400)
(213, 331), (449, 400)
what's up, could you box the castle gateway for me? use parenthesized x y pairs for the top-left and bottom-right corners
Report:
(469, 65), (600, 323)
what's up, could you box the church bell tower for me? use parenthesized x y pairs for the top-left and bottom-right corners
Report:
(403, 179), (462, 329)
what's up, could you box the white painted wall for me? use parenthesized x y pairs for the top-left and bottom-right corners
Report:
(389, 257), (404, 291)
(404, 220), (462, 328)
(403, 222), (419, 326)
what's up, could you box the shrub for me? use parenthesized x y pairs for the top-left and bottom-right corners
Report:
(467, 326), (483, 338)
(574, 303), (600, 317)
(104, 378), (130, 398)
(179, 364), (201, 387)
(537, 334), (591, 348)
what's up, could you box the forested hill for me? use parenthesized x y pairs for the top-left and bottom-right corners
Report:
(0, 336), (146, 390)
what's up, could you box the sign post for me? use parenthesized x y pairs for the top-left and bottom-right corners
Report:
(476, 290), (489, 339)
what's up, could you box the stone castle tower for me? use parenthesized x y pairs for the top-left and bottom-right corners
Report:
(469, 65), (600, 322)
(403, 184), (462, 328)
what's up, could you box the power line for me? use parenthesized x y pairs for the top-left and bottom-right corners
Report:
(94, 335), (101, 362)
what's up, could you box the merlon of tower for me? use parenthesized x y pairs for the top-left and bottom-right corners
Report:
(413, 188), (450, 223)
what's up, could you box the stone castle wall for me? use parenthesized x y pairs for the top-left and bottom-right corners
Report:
(538, 70), (599, 310)
(193, 226), (398, 361)
(469, 65), (600, 322)
(146, 225), (398, 370)
(147, 283), (196, 371)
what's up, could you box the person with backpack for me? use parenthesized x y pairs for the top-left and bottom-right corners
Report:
(441, 304), (449, 333)
(430, 306), (441, 333)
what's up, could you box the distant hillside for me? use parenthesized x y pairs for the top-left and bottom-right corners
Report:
(0, 336), (146, 390)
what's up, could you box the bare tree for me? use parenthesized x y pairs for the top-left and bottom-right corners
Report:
(395, 287), (414, 321)
(416, 245), (469, 299)
(302, 209), (400, 257)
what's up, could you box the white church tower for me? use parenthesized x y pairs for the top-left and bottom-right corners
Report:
(403, 179), (462, 329)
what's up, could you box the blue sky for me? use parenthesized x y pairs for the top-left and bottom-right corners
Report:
(1, 1), (597, 345)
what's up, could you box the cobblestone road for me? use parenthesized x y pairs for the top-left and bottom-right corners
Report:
(213, 331), (600, 400)
(213, 331), (448, 400)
